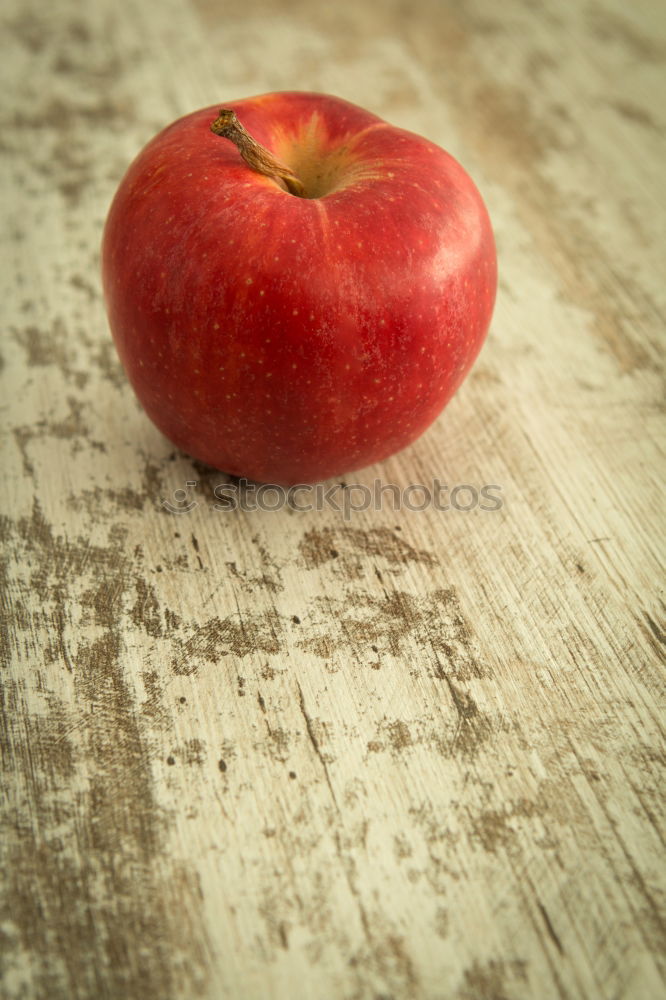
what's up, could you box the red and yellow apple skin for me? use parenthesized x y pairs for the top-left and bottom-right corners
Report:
(102, 91), (496, 485)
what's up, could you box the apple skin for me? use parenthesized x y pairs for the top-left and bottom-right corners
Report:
(102, 91), (496, 485)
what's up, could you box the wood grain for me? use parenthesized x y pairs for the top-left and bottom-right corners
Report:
(1, 0), (664, 998)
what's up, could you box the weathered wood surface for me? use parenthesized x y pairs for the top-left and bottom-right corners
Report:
(1, 0), (664, 998)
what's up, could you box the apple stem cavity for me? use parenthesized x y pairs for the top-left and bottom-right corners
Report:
(210, 109), (306, 197)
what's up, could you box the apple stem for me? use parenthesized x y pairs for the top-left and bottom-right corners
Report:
(210, 109), (305, 197)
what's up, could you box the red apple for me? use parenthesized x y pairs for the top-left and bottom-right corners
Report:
(102, 91), (496, 484)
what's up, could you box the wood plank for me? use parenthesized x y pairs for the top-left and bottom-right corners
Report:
(1, 0), (664, 998)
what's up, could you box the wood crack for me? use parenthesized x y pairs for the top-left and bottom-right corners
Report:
(296, 680), (339, 813)
(538, 900), (564, 955)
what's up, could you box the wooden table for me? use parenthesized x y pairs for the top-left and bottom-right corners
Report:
(2, 0), (664, 997)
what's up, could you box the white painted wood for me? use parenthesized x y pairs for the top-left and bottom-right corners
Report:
(2, 1), (664, 998)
